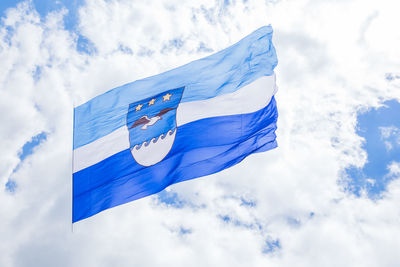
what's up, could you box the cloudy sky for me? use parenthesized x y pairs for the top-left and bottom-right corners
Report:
(1, 0), (400, 266)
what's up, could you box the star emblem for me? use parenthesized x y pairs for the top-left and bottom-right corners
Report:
(148, 98), (156, 106)
(135, 104), (143, 111)
(163, 93), (172, 102)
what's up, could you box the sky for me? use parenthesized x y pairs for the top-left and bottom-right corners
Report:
(1, 0), (400, 266)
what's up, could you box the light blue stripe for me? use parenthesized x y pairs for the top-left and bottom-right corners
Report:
(74, 26), (277, 149)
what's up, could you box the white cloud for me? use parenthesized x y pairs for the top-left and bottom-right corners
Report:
(1, 0), (400, 267)
(380, 126), (399, 139)
(387, 162), (400, 177)
(380, 126), (400, 151)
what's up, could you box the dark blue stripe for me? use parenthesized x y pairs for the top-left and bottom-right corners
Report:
(73, 97), (278, 222)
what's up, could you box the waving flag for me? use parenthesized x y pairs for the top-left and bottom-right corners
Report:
(73, 25), (278, 223)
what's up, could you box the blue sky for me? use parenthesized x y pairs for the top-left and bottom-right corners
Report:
(5, 132), (47, 193)
(0, 0), (81, 30)
(345, 100), (400, 197)
(0, 1), (97, 54)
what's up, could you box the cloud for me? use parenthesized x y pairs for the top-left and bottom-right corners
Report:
(1, 0), (400, 267)
(380, 126), (398, 139)
(387, 162), (400, 177)
(380, 125), (400, 151)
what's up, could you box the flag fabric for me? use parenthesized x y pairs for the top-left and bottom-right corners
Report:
(72, 25), (278, 223)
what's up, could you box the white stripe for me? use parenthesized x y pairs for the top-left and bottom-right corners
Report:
(177, 74), (276, 125)
(74, 126), (130, 172)
(73, 74), (277, 172)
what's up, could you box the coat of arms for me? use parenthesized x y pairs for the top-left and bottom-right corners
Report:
(126, 87), (184, 166)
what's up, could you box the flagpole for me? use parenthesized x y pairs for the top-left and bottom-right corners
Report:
(71, 99), (75, 233)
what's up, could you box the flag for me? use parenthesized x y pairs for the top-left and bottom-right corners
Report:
(72, 25), (278, 223)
